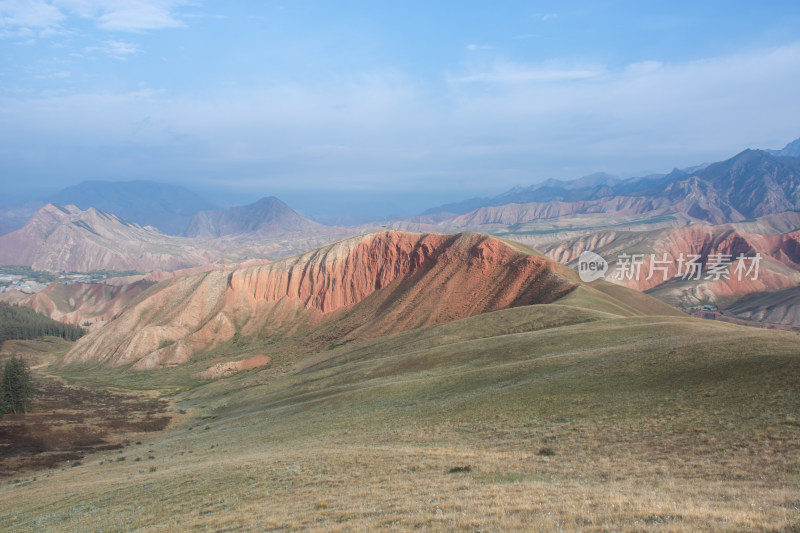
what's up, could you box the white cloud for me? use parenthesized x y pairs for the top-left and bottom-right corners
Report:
(446, 42), (800, 169)
(85, 39), (141, 59)
(1, 0), (188, 36)
(2, 43), (800, 190)
(452, 60), (607, 83)
(54, 0), (187, 31)
(0, 0), (65, 37)
(534, 13), (558, 22)
(466, 43), (492, 51)
(33, 69), (70, 79)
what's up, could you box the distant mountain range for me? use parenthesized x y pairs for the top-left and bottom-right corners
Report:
(0, 204), (219, 272)
(49, 180), (220, 235)
(0, 202), (360, 272)
(421, 148), (800, 225)
(186, 196), (324, 238)
(424, 136), (800, 218)
(767, 137), (800, 157)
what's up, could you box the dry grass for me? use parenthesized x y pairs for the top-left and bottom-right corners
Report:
(1, 309), (799, 531)
(2, 423), (798, 532)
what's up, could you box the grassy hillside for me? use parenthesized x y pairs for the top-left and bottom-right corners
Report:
(1, 305), (798, 531)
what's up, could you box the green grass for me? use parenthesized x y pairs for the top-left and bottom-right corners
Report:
(2, 306), (799, 531)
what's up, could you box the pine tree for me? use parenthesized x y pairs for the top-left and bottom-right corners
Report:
(0, 357), (34, 416)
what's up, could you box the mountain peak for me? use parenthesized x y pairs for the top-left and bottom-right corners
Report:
(186, 196), (323, 239)
(48, 180), (218, 235)
(0, 203), (216, 271)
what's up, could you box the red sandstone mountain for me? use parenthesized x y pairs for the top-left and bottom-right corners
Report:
(539, 221), (800, 312)
(61, 231), (675, 371)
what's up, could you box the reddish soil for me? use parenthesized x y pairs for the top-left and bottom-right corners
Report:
(196, 354), (272, 379)
(65, 231), (578, 369)
(0, 376), (170, 476)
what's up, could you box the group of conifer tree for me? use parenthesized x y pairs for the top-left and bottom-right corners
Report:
(0, 301), (84, 416)
(0, 301), (85, 345)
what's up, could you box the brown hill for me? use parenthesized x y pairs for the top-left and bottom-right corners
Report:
(60, 231), (622, 371)
(0, 204), (221, 272)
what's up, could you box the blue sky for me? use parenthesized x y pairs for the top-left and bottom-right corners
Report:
(2, 1), (800, 219)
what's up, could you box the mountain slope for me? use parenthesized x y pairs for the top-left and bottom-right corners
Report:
(767, 135), (800, 157)
(440, 196), (674, 228)
(679, 149), (800, 220)
(539, 218), (800, 315)
(421, 148), (800, 226)
(725, 285), (800, 325)
(0, 204), (219, 272)
(58, 230), (680, 371)
(422, 172), (623, 215)
(185, 196), (324, 238)
(23, 280), (155, 328)
(0, 201), (45, 237)
(50, 180), (218, 235)
(7, 294), (799, 531)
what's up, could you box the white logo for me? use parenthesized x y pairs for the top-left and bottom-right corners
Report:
(578, 251), (608, 282)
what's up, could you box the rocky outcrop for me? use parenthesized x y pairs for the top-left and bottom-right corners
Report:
(228, 231), (445, 314)
(61, 231), (578, 370)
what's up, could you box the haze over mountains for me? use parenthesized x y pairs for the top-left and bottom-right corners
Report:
(50, 180), (220, 236)
(2, 136), (800, 330)
(185, 196), (324, 239)
(767, 136), (800, 157)
(0, 204), (219, 272)
(423, 147), (800, 225)
(1, 136), (797, 239)
(0, 199), (356, 272)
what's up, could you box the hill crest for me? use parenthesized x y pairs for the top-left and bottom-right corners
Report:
(61, 231), (588, 370)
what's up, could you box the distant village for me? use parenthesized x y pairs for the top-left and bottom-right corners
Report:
(0, 268), (122, 295)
